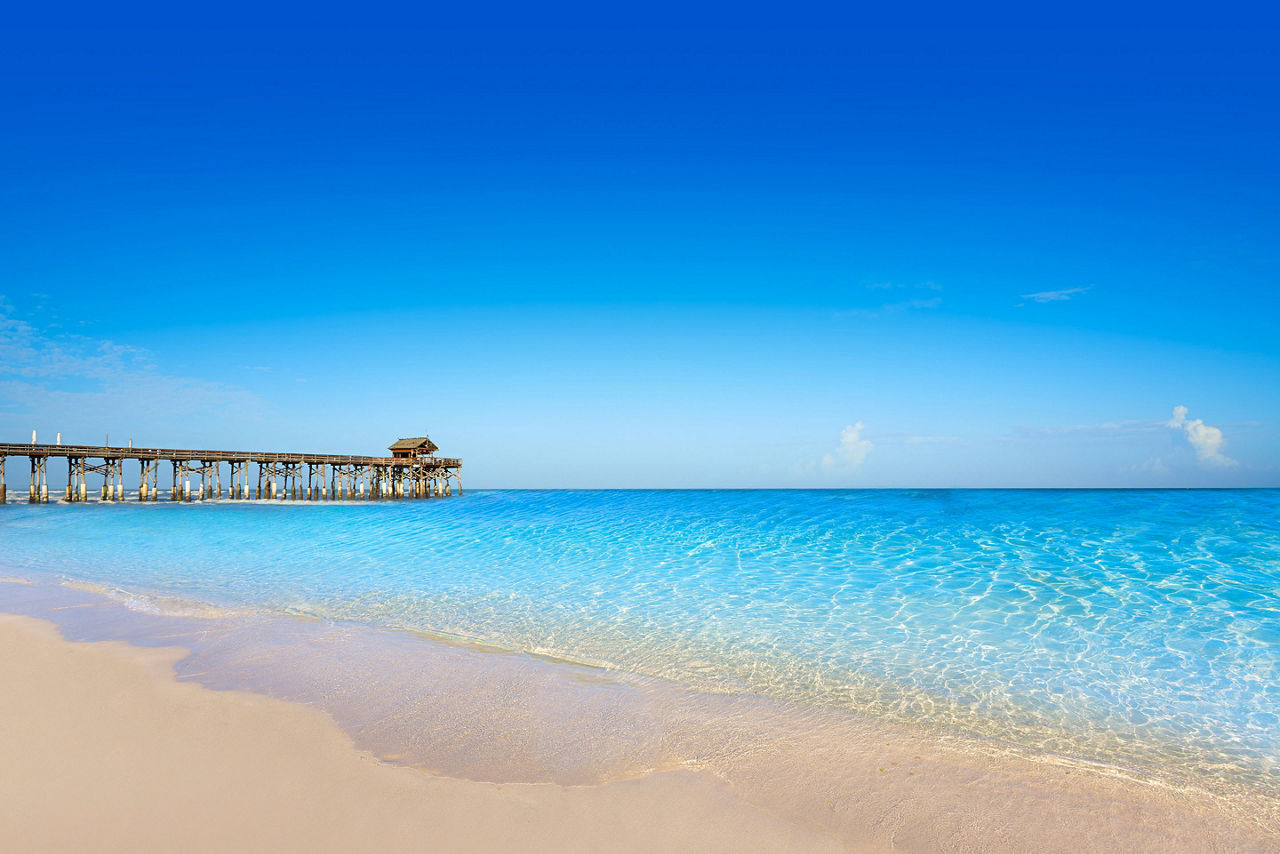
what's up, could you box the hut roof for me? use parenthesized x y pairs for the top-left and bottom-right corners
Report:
(389, 436), (438, 453)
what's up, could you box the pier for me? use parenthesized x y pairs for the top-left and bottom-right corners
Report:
(0, 435), (461, 504)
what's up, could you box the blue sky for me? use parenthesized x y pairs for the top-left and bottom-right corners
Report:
(2, 7), (1277, 486)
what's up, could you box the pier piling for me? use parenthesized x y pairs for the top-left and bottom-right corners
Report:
(0, 438), (460, 507)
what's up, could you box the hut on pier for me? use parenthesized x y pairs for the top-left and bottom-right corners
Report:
(388, 436), (439, 460)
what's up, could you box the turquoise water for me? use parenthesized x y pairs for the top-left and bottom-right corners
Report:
(2, 489), (1278, 791)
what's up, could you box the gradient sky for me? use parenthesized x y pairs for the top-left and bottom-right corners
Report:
(2, 7), (1278, 487)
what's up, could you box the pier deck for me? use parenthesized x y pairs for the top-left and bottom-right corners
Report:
(0, 439), (462, 503)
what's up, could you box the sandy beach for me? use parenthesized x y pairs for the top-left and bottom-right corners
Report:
(2, 593), (1277, 854)
(0, 613), (842, 853)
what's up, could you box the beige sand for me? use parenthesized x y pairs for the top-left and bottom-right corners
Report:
(0, 614), (843, 854)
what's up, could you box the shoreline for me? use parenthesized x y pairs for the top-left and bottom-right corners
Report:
(0, 611), (845, 853)
(29, 574), (1280, 798)
(1, 576), (1276, 851)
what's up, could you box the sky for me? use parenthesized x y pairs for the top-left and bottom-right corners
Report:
(1, 6), (1278, 487)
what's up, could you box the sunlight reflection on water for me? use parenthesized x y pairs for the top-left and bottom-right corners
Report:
(2, 488), (1278, 792)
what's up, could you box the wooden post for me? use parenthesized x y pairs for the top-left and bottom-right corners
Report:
(0, 455), (6, 504)
(31, 457), (48, 503)
(140, 459), (154, 501)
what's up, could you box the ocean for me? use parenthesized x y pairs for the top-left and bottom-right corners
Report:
(2, 488), (1278, 804)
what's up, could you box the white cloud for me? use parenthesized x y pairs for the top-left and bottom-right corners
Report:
(836, 297), (941, 319)
(1121, 456), (1170, 476)
(866, 281), (943, 291)
(1010, 419), (1162, 439)
(821, 422), (873, 470)
(0, 299), (260, 427)
(1021, 286), (1090, 303)
(1166, 405), (1238, 468)
(900, 434), (961, 445)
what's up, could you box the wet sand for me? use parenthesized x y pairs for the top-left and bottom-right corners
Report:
(0, 577), (1276, 852)
(0, 613), (842, 853)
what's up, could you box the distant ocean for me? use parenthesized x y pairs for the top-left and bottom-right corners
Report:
(2, 489), (1278, 795)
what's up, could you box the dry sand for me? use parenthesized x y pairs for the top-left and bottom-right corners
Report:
(0, 614), (843, 854)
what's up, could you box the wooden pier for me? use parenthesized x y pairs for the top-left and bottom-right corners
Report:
(0, 435), (461, 504)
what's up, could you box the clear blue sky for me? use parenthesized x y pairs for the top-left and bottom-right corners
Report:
(2, 6), (1277, 486)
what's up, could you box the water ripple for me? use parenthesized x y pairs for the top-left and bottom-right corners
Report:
(2, 488), (1278, 793)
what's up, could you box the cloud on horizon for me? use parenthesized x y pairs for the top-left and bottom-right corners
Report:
(1166, 405), (1238, 468)
(821, 422), (873, 470)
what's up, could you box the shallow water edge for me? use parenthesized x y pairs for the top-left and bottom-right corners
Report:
(1, 575), (1275, 851)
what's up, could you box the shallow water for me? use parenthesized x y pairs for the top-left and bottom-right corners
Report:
(2, 489), (1278, 797)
